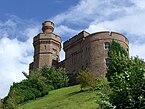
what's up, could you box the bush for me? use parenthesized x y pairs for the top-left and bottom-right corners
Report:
(77, 70), (98, 91)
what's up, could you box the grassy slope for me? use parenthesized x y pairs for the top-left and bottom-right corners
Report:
(16, 85), (99, 109)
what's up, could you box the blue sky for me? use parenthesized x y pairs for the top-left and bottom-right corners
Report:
(1, 0), (145, 98)
(0, 0), (79, 21)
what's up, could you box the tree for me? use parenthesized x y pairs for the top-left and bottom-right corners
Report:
(40, 66), (69, 89)
(106, 40), (145, 109)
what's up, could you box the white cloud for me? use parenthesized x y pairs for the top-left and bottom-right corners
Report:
(52, 0), (134, 25)
(55, 25), (79, 38)
(59, 41), (65, 61)
(129, 43), (145, 60)
(0, 19), (39, 98)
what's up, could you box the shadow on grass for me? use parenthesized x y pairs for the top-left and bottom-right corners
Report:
(67, 89), (94, 97)
(66, 90), (85, 97)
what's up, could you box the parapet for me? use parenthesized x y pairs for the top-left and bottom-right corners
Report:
(63, 31), (90, 51)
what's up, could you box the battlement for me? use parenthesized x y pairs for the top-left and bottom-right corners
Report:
(63, 31), (90, 51)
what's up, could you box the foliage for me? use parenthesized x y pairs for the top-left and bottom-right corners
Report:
(0, 100), (4, 109)
(77, 70), (98, 91)
(3, 67), (69, 109)
(40, 66), (69, 89)
(96, 77), (116, 109)
(106, 40), (145, 109)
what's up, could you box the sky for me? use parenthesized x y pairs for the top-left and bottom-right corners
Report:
(0, 0), (145, 98)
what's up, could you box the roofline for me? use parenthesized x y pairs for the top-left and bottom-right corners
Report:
(90, 31), (129, 43)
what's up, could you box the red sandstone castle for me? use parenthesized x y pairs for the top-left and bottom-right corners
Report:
(29, 21), (129, 83)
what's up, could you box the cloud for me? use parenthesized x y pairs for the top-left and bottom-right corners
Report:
(0, 17), (39, 98)
(55, 25), (80, 39)
(59, 41), (65, 61)
(52, 0), (134, 26)
(129, 43), (145, 60)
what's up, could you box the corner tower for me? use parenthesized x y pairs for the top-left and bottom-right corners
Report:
(29, 21), (61, 70)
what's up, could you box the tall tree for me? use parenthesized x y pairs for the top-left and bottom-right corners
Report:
(106, 40), (145, 109)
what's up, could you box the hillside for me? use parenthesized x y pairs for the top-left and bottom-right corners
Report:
(16, 85), (99, 109)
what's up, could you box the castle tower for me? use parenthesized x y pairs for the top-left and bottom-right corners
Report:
(29, 21), (61, 70)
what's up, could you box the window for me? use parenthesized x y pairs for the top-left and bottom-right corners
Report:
(44, 45), (47, 50)
(127, 48), (129, 52)
(105, 58), (110, 67)
(104, 42), (110, 49)
(109, 31), (112, 36)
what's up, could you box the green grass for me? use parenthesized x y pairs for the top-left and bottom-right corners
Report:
(16, 85), (99, 109)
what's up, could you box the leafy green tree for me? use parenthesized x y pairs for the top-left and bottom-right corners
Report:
(40, 66), (69, 89)
(106, 40), (145, 109)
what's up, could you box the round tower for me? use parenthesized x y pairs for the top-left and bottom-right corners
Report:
(82, 31), (129, 76)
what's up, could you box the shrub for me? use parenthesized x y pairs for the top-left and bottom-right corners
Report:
(77, 70), (97, 91)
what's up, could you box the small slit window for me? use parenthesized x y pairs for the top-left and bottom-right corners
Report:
(105, 58), (110, 67)
(104, 42), (110, 49)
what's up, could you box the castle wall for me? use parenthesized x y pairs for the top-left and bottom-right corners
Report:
(63, 31), (90, 84)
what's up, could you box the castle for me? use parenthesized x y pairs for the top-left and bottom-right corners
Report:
(29, 21), (129, 84)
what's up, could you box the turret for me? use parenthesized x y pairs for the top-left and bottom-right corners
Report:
(29, 21), (61, 70)
(42, 21), (54, 34)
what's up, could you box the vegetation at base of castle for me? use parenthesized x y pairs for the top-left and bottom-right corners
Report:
(77, 69), (98, 91)
(3, 66), (69, 109)
(98, 40), (145, 109)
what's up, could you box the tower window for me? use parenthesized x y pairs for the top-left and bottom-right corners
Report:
(44, 45), (47, 49)
(104, 42), (110, 49)
(127, 48), (129, 52)
(105, 58), (110, 67)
